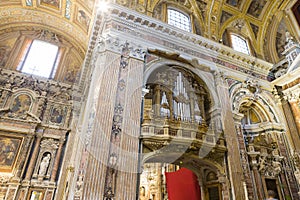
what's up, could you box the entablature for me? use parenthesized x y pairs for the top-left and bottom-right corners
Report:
(94, 4), (273, 77)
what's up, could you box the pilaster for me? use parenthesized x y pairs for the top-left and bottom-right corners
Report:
(214, 71), (245, 199)
(75, 28), (146, 199)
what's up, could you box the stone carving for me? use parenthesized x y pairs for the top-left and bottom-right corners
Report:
(285, 31), (294, 43)
(233, 19), (245, 30)
(244, 78), (261, 95)
(40, 138), (59, 149)
(104, 36), (146, 60)
(272, 159), (282, 175)
(38, 153), (51, 176)
(257, 154), (283, 177)
(258, 156), (266, 172)
(37, 29), (60, 44)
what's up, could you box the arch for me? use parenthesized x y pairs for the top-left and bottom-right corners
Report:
(144, 59), (218, 110)
(230, 82), (281, 126)
(142, 151), (225, 176)
(9, 90), (36, 113)
(151, 0), (204, 36)
(219, 18), (257, 55)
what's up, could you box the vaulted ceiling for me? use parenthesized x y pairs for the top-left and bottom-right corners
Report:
(0, 0), (299, 73)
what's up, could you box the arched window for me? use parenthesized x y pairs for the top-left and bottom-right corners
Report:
(17, 39), (59, 78)
(230, 34), (250, 55)
(167, 8), (191, 32)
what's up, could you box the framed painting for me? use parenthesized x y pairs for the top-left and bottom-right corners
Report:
(40, 0), (60, 9)
(75, 6), (91, 32)
(0, 135), (22, 172)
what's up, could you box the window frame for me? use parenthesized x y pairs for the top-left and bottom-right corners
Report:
(228, 32), (252, 55)
(17, 39), (61, 79)
(166, 7), (192, 33)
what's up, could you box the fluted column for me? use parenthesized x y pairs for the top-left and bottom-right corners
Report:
(50, 137), (65, 182)
(24, 132), (43, 181)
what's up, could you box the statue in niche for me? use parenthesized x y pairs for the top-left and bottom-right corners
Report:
(38, 153), (51, 176)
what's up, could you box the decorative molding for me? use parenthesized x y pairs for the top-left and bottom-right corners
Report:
(106, 4), (272, 74)
(0, 7), (87, 48)
(97, 35), (146, 60)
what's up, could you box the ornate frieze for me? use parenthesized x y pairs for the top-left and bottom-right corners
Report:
(0, 69), (72, 127)
(105, 4), (272, 75)
(97, 35), (146, 60)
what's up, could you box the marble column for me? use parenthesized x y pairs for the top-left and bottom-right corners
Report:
(50, 137), (65, 182)
(251, 165), (264, 200)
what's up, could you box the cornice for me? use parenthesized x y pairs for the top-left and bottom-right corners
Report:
(104, 4), (273, 74)
(79, 3), (274, 95)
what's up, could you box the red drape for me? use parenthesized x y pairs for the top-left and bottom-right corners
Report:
(165, 168), (201, 200)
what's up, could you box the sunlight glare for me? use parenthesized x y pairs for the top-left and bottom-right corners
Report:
(97, 0), (109, 12)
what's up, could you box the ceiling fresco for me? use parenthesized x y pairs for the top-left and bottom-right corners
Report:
(0, 0), (299, 73)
